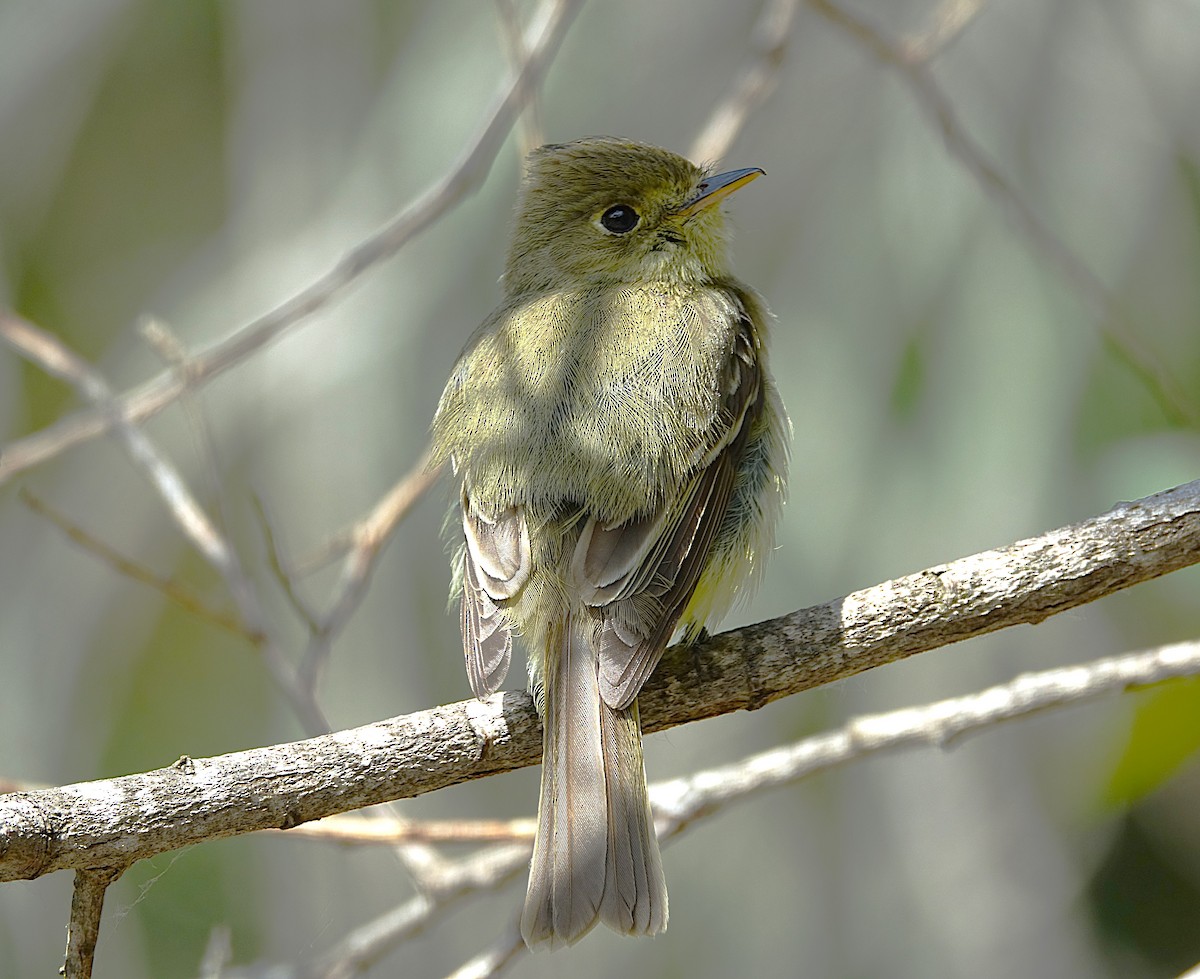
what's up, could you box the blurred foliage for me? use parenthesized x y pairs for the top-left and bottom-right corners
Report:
(10, 1), (228, 430)
(1106, 679), (1200, 809)
(1089, 813), (1200, 977)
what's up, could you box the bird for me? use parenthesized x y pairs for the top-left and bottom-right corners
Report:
(431, 137), (788, 949)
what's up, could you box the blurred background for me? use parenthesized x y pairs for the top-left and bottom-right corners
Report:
(2, 1), (1199, 976)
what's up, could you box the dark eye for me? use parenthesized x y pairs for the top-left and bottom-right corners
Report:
(600, 204), (640, 234)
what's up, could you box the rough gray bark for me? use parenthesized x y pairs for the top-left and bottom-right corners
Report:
(1, 478), (1197, 884)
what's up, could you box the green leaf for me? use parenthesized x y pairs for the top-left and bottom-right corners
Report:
(1105, 677), (1200, 807)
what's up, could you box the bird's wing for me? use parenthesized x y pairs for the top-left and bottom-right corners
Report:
(573, 315), (763, 710)
(460, 492), (530, 698)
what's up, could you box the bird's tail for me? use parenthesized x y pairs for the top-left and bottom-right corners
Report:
(520, 616), (667, 948)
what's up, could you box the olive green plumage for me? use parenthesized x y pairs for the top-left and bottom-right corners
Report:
(432, 137), (787, 948)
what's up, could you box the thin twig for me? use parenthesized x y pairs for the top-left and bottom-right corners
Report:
(689, 0), (800, 164)
(19, 489), (249, 640)
(298, 446), (442, 690)
(901, 0), (988, 63)
(0, 312), (328, 732)
(291, 448), (443, 578)
(806, 0), (1198, 427)
(261, 451), (450, 890)
(138, 315), (245, 581)
(494, 0), (545, 158)
(267, 813), (535, 846)
(442, 920), (526, 979)
(307, 845), (530, 979)
(0, 314), (232, 572)
(62, 867), (123, 979)
(252, 492), (324, 634)
(0, 0), (584, 485)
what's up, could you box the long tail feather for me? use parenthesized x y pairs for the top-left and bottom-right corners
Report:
(600, 698), (667, 935)
(521, 618), (667, 948)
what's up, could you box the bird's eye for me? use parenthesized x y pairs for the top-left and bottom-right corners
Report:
(599, 205), (640, 234)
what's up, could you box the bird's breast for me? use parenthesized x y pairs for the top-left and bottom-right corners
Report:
(441, 285), (744, 523)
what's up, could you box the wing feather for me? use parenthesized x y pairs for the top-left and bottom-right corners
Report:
(574, 314), (764, 710)
(460, 494), (531, 698)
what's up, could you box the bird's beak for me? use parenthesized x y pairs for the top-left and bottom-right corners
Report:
(676, 167), (765, 217)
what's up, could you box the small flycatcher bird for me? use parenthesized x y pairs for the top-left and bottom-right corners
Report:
(432, 137), (787, 948)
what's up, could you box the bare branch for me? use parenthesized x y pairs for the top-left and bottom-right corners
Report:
(290, 448), (443, 580)
(901, 0), (988, 63)
(654, 638), (1200, 836)
(195, 631), (1200, 978)
(268, 813), (535, 846)
(443, 921), (525, 979)
(0, 313), (232, 570)
(0, 0), (584, 485)
(298, 446), (443, 690)
(0, 699), (540, 884)
(689, 0), (800, 164)
(309, 845), (530, 979)
(138, 314), (246, 579)
(640, 478), (1200, 729)
(807, 0), (1199, 427)
(253, 636), (1200, 861)
(2, 479), (1196, 883)
(62, 867), (123, 979)
(19, 489), (249, 639)
(252, 492), (324, 634)
(0, 312), (329, 732)
(494, 0), (545, 158)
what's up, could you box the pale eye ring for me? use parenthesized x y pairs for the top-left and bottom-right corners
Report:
(598, 204), (640, 234)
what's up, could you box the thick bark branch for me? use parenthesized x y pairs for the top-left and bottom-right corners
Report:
(642, 478), (1200, 728)
(2, 479), (1197, 883)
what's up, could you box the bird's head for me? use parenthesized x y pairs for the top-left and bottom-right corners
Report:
(504, 137), (762, 294)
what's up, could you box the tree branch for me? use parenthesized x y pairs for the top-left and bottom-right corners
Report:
(181, 633), (1200, 979)
(269, 813), (535, 845)
(688, 0), (800, 165)
(443, 920), (525, 979)
(1, 314), (331, 733)
(2, 479), (1197, 883)
(308, 846), (530, 979)
(807, 0), (1198, 427)
(0, 0), (584, 485)
(62, 867), (124, 979)
(651, 637), (1200, 836)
